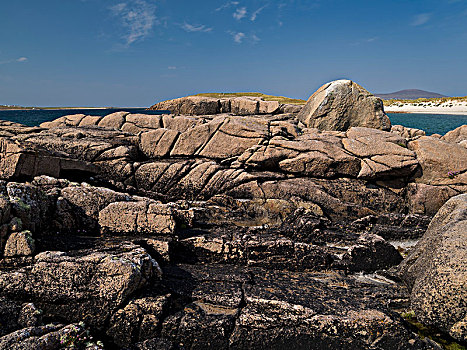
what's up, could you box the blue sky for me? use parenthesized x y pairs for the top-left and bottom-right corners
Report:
(1, 0), (467, 106)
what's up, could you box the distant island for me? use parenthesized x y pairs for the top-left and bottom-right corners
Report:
(195, 92), (306, 105)
(376, 89), (447, 100)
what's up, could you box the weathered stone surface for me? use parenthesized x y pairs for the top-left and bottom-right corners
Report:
(176, 230), (334, 271)
(409, 136), (467, 186)
(258, 100), (280, 114)
(407, 183), (459, 215)
(150, 96), (221, 115)
(231, 97), (259, 115)
(150, 95), (283, 116)
(97, 111), (129, 129)
(391, 124), (425, 140)
(0, 298), (40, 336)
(396, 194), (467, 342)
(236, 131), (361, 178)
(231, 177), (406, 221)
(6, 182), (53, 233)
(278, 103), (303, 114)
(229, 269), (434, 350)
(3, 231), (35, 257)
(121, 113), (162, 133)
(297, 80), (391, 131)
(99, 201), (176, 235)
(442, 124), (467, 144)
(0, 101), (466, 349)
(343, 127), (418, 179)
(57, 183), (132, 232)
(40, 114), (86, 128)
(107, 294), (170, 347)
(0, 323), (104, 350)
(140, 129), (180, 158)
(0, 242), (160, 328)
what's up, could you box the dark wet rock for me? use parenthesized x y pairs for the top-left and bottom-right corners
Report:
(0, 298), (40, 336)
(132, 337), (176, 350)
(230, 269), (434, 350)
(107, 293), (170, 347)
(350, 213), (431, 240)
(175, 229), (334, 271)
(297, 80), (391, 131)
(340, 234), (403, 273)
(162, 301), (237, 349)
(0, 323), (104, 350)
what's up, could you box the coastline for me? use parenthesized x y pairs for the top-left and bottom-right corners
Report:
(384, 101), (467, 115)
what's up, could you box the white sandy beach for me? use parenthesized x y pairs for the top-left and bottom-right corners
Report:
(384, 101), (467, 115)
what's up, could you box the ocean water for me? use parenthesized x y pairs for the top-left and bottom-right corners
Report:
(387, 113), (467, 135)
(0, 108), (167, 127)
(0, 109), (466, 136)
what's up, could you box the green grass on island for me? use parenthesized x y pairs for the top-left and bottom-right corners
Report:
(195, 92), (307, 105)
(384, 96), (467, 107)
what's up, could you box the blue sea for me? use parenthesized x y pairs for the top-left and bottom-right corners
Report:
(0, 109), (466, 136)
(0, 108), (166, 128)
(387, 113), (467, 135)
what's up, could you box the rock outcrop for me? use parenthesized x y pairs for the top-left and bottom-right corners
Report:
(297, 80), (391, 131)
(148, 95), (287, 116)
(0, 81), (465, 348)
(396, 194), (467, 342)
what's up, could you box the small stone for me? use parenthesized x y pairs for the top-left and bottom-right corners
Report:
(3, 231), (35, 257)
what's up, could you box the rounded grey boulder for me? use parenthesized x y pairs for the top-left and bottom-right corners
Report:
(297, 80), (391, 131)
(396, 194), (467, 342)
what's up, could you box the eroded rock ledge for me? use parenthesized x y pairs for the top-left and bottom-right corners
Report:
(0, 81), (466, 349)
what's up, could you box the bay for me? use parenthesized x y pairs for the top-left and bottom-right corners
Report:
(387, 113), (467, 135)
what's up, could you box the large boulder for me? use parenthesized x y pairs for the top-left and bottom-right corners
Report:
(297, 80), (391, 131)
(441, 124), (467, 144)
(408, 136), (467, 186)
(396, 194), (467, 342)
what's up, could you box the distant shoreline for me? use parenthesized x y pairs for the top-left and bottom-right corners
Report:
(0, 107), (147, 111)
(385, 108), (467, 115)
(384, 100), (467, 115)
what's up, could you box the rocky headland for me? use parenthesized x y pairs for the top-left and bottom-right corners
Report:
(0, 80), (466, 349)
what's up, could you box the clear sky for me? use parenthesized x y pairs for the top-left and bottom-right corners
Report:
(1, 0), (467, 106)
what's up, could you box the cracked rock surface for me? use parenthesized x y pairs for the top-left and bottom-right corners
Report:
(0, 90), (465, 348)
